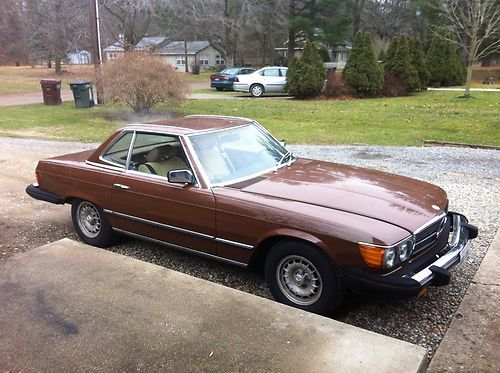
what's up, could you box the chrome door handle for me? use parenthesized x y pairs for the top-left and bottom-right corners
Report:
(113, 183), (130, 190)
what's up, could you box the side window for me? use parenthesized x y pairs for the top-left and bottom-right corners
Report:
(280, 69), (287, 77)
(263, 69), (280, 77)
(130, 133), (191, 178)
(101, 132), (133, 167)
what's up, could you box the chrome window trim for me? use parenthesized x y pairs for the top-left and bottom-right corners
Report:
(104, 209), (254, 250)
(99, 130), (135, 169)
(85, 160), (124, 172)
(120, 130), (202, 189)
(112, 228), (248, 268)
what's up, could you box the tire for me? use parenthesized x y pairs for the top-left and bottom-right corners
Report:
(215, 87), (223, 91)
(265, 239), (344, 316)
(250, 84), (264, 97)
(71, 199), (115, 247)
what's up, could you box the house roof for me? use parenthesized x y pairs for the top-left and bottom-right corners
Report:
(135, 36), (167, 50)
(103, 42), (124, 52)
(157, 40), (210, 55)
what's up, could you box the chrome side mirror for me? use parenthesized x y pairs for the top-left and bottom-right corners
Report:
(168, 169), (195, 185)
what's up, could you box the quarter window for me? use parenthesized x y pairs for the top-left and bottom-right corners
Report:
(101, 132), (133, 167)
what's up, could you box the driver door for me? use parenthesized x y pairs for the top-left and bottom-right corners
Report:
(111, 132), (216, 255)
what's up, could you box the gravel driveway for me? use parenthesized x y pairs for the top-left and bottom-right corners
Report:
(1, 137), (498, 361)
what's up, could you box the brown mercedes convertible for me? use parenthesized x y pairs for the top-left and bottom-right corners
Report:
(26, 115), (477, 315)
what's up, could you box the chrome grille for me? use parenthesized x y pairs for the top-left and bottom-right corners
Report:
(413, 214), (447, 256)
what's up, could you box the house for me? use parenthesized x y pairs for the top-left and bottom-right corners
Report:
(103, 37), (223, 72)
(274, 43), (351, 70)
(103, 41), (124, 61)
(156, 40), (224, 72)
(134, 36), (167, 52)
(67, 50), (91, 65)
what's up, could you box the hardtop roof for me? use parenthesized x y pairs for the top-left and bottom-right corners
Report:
(121, 116), (253, 136)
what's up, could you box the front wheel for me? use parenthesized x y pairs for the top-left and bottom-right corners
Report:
(71, 199), (115, 247)
(250, 84), (264, 97)
(265, 240), (344, 316)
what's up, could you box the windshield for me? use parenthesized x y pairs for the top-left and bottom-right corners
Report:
(189, 123), (292, 185)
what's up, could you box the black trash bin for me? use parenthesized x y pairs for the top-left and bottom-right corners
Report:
(69, 80), (95, 108)
(40, 79), (62, 105)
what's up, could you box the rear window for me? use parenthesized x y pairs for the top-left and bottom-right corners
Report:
(221, 68), (239, 75)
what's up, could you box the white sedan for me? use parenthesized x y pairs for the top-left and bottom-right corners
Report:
(233, 66), (288, 97)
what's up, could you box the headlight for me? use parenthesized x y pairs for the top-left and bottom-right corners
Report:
(358, 236), (415, 269)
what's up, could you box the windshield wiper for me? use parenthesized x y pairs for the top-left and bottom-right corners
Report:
(275, 151), (293, 171)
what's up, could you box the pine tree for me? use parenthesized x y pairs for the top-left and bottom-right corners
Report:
(386, 35), (419, 93)
(384, 37), (399, 71)
(343, 31), (383, 97)
(427, 32), (466, 87)
(409, 38), (430, 90)
(286, 41), (325, 98)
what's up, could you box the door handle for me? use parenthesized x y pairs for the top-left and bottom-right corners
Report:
(113, 183), (130, 190)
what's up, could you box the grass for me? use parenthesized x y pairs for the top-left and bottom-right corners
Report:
(0, 102), (121, 142)
(0, 91), (498, 146)
(0, 65), (96, 94)
(175, 91), (500, 146)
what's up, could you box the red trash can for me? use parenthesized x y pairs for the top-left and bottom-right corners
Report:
(40, 79), (62, 105)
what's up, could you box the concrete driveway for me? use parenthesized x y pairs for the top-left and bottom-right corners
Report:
(0, 239), (426, 372)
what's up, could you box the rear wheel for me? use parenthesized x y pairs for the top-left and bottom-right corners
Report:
(250, 84), (264, 97)
(215, 87), (223, 91)
(71, 199), (115, 247)
(265, 239), (344, 316)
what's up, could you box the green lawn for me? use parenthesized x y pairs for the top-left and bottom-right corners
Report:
(0, 102), (121, 142)
(0, 91), (498, 146)
(176, 91), (500, 146)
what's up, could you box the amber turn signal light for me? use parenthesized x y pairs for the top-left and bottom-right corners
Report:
(358, 244), (384, 268)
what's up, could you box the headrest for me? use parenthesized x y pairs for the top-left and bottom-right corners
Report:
(146, 145), (177, 162)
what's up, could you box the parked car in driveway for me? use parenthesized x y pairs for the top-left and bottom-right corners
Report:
(233, 66), (288, 97)
(26, 115), (477, 316)
(210, 67), (256, 91)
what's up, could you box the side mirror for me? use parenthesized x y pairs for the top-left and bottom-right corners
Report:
(279, 139), (286, 147)
(168, 169), (195, 185)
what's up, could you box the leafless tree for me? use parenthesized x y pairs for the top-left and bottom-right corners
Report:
(23, 0), (88, 73)
(437, 0), (500, 97)
(158, 0), (284, 66)
(0, 0), (27, 64)
(99, 0), (158, 51)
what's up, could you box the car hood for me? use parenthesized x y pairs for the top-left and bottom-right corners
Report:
(231, 158), (447, 233)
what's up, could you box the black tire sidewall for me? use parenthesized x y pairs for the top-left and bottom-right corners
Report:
(71, 199), (114, 247)
(265, 240), (343, 316)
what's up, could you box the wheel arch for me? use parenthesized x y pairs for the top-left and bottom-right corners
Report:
(248, 229), (330, 271)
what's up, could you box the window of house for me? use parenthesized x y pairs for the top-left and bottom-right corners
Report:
(176, 55), (186, 65)
(199, 56), (209, 65)
(215, 54), (225, 65)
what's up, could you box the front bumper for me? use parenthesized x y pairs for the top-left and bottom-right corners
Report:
(26, 183), (64, 204)
(342, 212), (478, 296)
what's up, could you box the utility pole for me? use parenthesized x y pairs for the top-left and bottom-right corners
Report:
(90, 0), (104, 103)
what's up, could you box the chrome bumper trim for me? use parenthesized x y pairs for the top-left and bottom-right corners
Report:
(411, 214), (471, 285)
